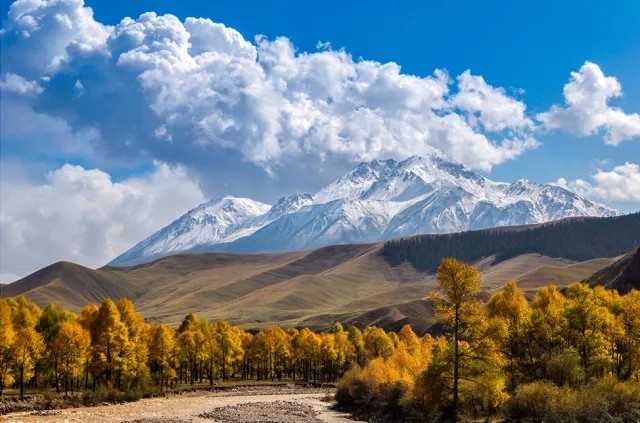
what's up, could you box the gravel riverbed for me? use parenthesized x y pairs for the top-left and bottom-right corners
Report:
(1, 386), (362, 423)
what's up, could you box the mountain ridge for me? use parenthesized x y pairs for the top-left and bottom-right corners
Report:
(110, 152), (619, 266)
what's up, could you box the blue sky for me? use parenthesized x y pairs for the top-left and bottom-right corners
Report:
(1, 0), (639, 279)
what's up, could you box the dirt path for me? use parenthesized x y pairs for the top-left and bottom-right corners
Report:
(1, 386), (363, 423)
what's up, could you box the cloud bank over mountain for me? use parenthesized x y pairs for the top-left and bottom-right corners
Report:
(1, 0), (639, 280)
(0, 0), (543, 176)
(3, 0), (638, 191)
(0, 162), (203, 282)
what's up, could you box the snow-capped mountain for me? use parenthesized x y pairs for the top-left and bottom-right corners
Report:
(110, 196), (271, 265)
(109, 152), (620, 266)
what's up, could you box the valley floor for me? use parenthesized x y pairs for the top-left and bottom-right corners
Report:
(1, 386), (362, 423)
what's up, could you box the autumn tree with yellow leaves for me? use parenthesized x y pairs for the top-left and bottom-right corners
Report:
(148, 323), (177, 390)
(54, 321), (90, 395)
(213, 320), (244, 382)
(13, 326), (44, 400)
(0, 257), (639, 421)
(90, 298), (129, 389)
(0, 298), (15, 396)
(36, 304), (74, 393)
(487, 280), (532, 389)
(427, 257), (484, 413)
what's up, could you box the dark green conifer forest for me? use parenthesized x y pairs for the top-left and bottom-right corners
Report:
(382, 213), (640, 272)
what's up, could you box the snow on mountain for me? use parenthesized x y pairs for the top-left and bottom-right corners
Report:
(109, 152), (621, 266)
(231, 198), (406, 253)
(267, 193), (314, 219)
(109, 196), (270, 265)
(313, 159), (399, 203)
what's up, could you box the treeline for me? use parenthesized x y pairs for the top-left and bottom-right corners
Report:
(0, 295), (410, 399)
(337, 258), (640, 422)
(382, 212), (640, 272)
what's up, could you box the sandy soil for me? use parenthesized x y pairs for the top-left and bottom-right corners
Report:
(1, 386), (362, 423)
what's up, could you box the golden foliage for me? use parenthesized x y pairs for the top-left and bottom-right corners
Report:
(1, 256), (639, 421)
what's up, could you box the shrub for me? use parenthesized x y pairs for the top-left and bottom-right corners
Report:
(580, 378), (640, 422)
(96, 387), (122, 403)
(335, 383), (356, 406)
(336, 368), (366, 406)
(545, 350), (584, 387)
(377, 382), (407, 415)
(505, 381), (575, 422)
(506, 378), (640, 423)
(81, 390), (96, 406)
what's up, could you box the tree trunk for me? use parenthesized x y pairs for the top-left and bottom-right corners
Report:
(54, 358), (60, 393)
(83, 361), (88, 390)
(453, 306), (460, 417)
(20, 364), (25, 400)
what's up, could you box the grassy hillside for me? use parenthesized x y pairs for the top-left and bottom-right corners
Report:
(3, 245), (620, 331)
(1, 261), (141, 306)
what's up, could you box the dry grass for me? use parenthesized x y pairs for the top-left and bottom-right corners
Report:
(3, 244), (618, 330)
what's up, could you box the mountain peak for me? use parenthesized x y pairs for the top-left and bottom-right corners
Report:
(269, 193), (314, 218)
(191, 196), (270, 219)
(109, 195), (271, 266)
(109, 152), (621, 266)
(402, 149), (453, 164)
(203, 195), (264, 206)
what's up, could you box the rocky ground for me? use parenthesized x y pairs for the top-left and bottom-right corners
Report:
(197, 400), (324, 423)
(1, 385), (362, 423)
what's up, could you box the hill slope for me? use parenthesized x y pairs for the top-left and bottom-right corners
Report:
(1, 261), (142, 307)
(586, 248), (640, 293)
(5, 214), (635, 330)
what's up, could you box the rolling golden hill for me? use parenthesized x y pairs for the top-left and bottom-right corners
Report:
(2, 242), (622, 332)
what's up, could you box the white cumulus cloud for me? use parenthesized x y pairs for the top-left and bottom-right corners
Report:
(554, 162), (640, 202)
(0, 0), (539, 177)
(553, 177), (594, 198)
(0, 162), (204, 282)
(0, 0), (111, 78)
(0, 72), (43, 95)
(592, 162), (640, 201)
(453, 70), (532, 132)
(538, 62), (640, 145)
